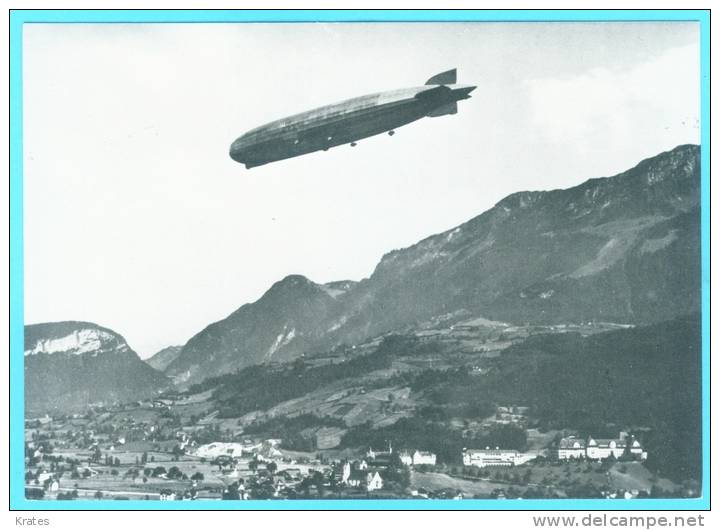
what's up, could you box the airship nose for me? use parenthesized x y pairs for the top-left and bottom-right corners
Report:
(229, 137), (246, 162)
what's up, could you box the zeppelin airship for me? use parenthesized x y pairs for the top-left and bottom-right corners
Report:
(229, 69), (475, 168)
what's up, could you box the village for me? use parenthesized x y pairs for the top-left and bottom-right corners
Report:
(26, 398), (684, 502)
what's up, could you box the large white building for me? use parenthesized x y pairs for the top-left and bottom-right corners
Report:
(193, 439), (284, 461)
(462, 448), (535, 468)
(412, 450), (437, 466)
(399, 450), (437, 466)
(556, 436), (587, 460)
(586, 437), (645, 460)
(555, 434), (647, 461)
(193, 442), (247, 459)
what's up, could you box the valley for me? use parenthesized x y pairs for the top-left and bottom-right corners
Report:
(24, 145), (703, 501)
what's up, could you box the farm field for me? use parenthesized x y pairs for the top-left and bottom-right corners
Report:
(409, 470), (507, 497)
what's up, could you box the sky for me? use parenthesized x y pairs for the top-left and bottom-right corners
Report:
(23, 22), (700, 358)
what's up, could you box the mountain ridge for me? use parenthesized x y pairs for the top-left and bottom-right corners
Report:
(25, 321), (170, 414)
(161, 144), (699, 385)
(145, 345), (184, 372)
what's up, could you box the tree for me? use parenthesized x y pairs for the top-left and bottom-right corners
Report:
(167, 466), (183, 480)
(94, 490), (104, 499)
(650, 485), (668, 498)
(25, 488), (44, 499)
(57, 491), (77, 500)
(266, 462), (277, 474)
(222, 482), (241, 500)
(600, 455), (616, 472)
(171, 445), (185, 460)
(191, 472), (204, 481)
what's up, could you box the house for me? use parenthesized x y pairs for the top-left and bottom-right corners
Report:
(159, 489), (176, 500)
(43, 478), (59, 492)
(345, 469), (384, 491)
(36, 472), (53, 484)
(366, 471), (383, 491)
(492, 405), (529, 426)
(346, 470), (367, 488)
(338, 462), (351, 484)
(366, 441), (392, 459)
(368, 455), (393, 469)
(412, 450), (437, 466)
(398, 449), (436, 466)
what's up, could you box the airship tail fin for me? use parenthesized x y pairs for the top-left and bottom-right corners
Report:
(425, 68), (457, 85)
(426, 101), (458, 117)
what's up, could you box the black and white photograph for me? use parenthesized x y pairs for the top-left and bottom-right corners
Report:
(17, 16), (705, 506)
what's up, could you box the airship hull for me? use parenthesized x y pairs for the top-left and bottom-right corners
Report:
(229, 71), (475, 168)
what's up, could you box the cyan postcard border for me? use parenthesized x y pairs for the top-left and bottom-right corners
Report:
(8, 9), (711, 511)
